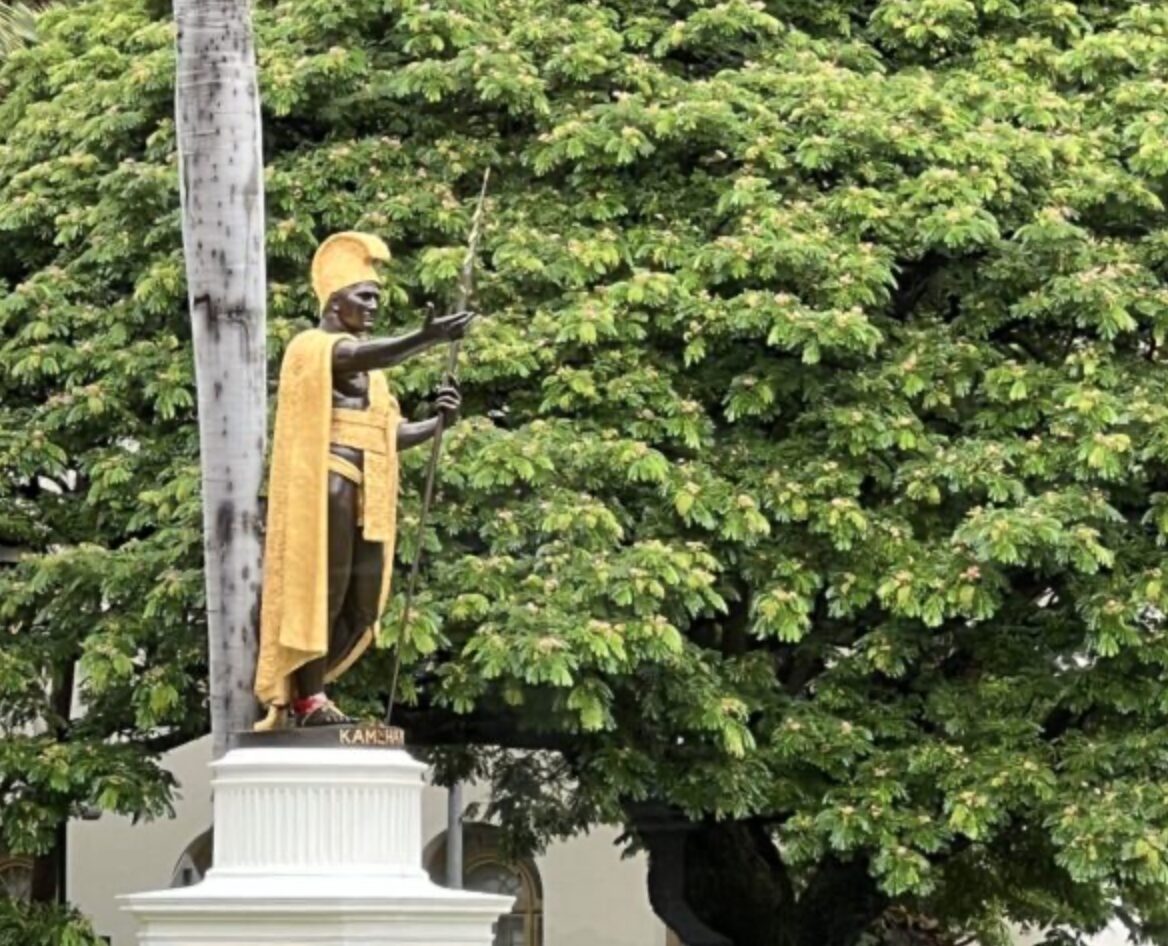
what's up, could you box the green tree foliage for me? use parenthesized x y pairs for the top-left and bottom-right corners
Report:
(0, 899), (103, 946)
(2, 1), (1168, 943)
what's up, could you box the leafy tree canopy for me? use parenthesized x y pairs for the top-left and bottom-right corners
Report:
(2, 1), (1168, 944)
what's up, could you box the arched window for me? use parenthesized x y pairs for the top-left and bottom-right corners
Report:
(169, 828), (213, 888)
(425, 823), (543, 946)
(0, 855), (33, 901)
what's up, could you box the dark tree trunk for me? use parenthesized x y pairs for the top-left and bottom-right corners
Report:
(793, 856), (888, 946)
(626, 803), (734, 946)
(401, 712), (890, 946)
(30, 663), (75, 904)
(28, 821), (66, 904)
(29, 844), (58, 904)
(627, 804), (888, 946)
(682, 819), (795, 946)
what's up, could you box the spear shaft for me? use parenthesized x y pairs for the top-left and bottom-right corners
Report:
(385, 169), (490, 725)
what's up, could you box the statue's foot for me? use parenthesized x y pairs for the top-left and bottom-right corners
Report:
(295, 696), (353, 728)
(253, 703), (289, 732)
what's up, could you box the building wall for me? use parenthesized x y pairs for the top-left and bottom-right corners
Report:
(1016, 925), (1130, 946)
(67, 735), (667, 946)
(68, 736), (214, 945)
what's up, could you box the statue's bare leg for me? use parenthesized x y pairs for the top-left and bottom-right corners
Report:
(333, 535), (384, 666)
(293, 470), (357, 722)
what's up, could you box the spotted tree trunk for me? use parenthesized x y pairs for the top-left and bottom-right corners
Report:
(173, 0), (266, 759)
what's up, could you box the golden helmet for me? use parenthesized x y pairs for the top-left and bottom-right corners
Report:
(310, 231), (390, 313)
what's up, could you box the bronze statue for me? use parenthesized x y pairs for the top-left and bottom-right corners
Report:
(254, 232), (472, 728)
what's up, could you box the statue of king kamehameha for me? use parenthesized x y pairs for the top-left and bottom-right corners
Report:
(253, 232), (472, 729)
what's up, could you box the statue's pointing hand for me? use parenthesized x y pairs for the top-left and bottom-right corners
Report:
(433, 382), (461, 425)
(423, 305), (475, 342)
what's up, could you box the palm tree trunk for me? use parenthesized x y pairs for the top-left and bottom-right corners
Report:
(0, 2), (41, 59)
(173, 0), (266, 759)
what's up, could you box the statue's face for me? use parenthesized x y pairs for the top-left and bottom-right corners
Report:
(326, 281), (381, 336)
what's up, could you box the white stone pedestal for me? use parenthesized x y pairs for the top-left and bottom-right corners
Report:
(124, 740), (511, 945)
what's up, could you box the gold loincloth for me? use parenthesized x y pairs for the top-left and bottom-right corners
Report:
(327, 453), (364, 484)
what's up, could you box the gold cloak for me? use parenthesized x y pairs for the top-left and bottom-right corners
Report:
(254, 328), (399, 709)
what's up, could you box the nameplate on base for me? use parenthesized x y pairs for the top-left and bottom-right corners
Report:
(232, 723), (406, 749)
(338, 724), (405, 747)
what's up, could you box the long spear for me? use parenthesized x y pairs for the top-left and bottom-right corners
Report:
(386, 169), (490, 725)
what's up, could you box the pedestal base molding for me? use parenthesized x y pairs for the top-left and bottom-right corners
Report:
(124, 741), (510, 945)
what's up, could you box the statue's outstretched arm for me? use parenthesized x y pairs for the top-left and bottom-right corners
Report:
(332, 310), (474, 375)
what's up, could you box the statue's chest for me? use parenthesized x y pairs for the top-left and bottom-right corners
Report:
(332, 371), (369, 408)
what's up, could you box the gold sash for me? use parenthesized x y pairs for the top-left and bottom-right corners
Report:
(330, 403), (395, 543)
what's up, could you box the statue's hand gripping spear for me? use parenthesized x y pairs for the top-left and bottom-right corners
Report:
(385, 169), (490, 725)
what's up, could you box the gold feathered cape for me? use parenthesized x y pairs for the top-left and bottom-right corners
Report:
(254, 329), (399, 708)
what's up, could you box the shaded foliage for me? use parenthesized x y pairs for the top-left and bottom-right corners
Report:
(0, 899), (103, 946)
